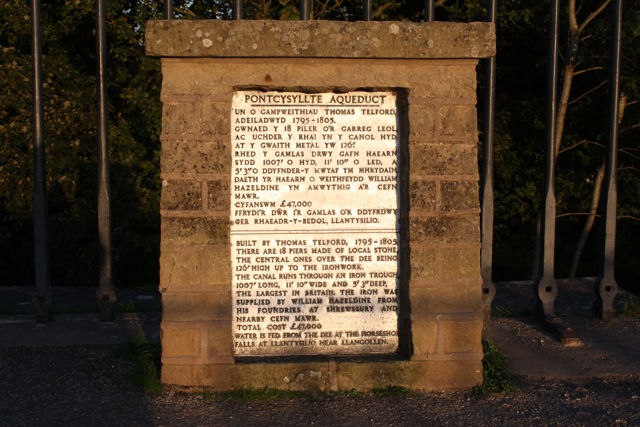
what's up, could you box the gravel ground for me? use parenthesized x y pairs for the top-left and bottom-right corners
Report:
(1, 345), (639, 427)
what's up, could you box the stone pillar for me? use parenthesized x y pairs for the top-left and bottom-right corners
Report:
(146, 20), (495, 391)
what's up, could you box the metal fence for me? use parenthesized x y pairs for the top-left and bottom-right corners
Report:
(28, 0), (623, 332)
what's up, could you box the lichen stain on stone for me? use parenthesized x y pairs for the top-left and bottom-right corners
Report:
(388, 23), (400, 35)
(202, 39), (213, 48)
(282, 29), (310, 54)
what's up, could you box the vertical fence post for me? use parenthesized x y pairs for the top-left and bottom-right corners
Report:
(534, 0), (560, 322)
(95, 0), (116, 321)
(594, 0), (622, 321)
(233, 0), (244, 20)
(480, 0), (497, 323)
(424, 0), (434, 22)
(30, 0), (53, 324)
(362, 0), (372, 21)
(300, 0), (310, 20)
(164, 0), (173, 20)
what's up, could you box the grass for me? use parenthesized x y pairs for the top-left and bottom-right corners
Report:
(118, 337), (163, 395)
(473, 339), (513, 398)
(621, 296), (640, 317)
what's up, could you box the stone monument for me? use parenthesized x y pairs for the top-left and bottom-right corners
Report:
(146, 20), (495, 391)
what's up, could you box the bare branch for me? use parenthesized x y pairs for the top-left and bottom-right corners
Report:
(620, 149), (640, 162)
(558, 212), (602, 219)
(578, 0), (611, 33)
(558, 139), (592, 154)
(568, 80), (608, 105)
(618, 215), (640, 222)
(574, 66), (607, 76)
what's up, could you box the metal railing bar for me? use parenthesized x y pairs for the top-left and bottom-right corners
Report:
(30, 0), (53, 324)
(362, 0), (372, 21)
(300, 0), (311, 20)
(233, 0), (244, 20)
(594, 0), (622, 320)
(534, 0), (560, 321)
(164, 0), (173, 20)
(480, 0), (497, 321)
(96, 0), (117, 321)
(424, 0), (435, 22)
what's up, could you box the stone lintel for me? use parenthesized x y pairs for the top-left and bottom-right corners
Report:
(146, 20), (495, 59)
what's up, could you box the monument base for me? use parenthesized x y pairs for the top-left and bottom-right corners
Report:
(147, 20), (494, 391)
(162, 359), (482, 392)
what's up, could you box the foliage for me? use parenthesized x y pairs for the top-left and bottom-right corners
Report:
(118, 337), (163, 395)
(0, 0), (162, 286)
(474, 339), (513, 398)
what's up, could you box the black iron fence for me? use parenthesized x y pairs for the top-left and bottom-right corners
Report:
(27, 0), (624, 329)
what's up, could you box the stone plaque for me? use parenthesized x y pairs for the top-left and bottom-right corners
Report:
(231, 90), (400, 356)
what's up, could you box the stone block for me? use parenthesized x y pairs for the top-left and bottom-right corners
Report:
(438, 105), (478, 138)
(409, 247), (436, 281)
(410, 65), (478, 99)
(146, 21), (496, 59)
(408, 104), (436, 136)
(409, 180), (437, 211)
(161, 179), (203, 211)
(206, 180), (230, 211)
(199, 102), (230, 136)
(208, 324), (234, 359)
(442, 318), (484, 354)
(162, 217), (229, 245)
(411, 319), (438, 355)
(441, 180), (479, 212)
(238, 363), (333, 391)
(200, 245), (232, 285)
(408, 360), (482, 390)
(162, 327), (201, 358)
(162, 102), (196, 135)
(409, 143), (478, 176)
(410, 284), (482, 314)
(162, 292), (231, 322)
(160, 250), (201, 289)
(438, 245), (481, 280)
(161, 139), (231, 175)
(409, 215), (479, 245)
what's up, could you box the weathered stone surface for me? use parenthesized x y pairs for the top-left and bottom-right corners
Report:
(161, 139), (231, 175)
(441, 181), (480, 212)
(409, 180), (437, 211)
(410, 285), (482, 314)
(199, 245), (232, 285)
(205, 180), (230, 211)
(162, 291), (231, 322)
(162, 217), (229, 245)
(410, 144), (478, 176)
(409, 247), (436, 280)
(438, 246), (482, 280)
(160, 250), (201, 289)
(207, 325), (233, 359)
(409, 215), (479, 245)
(411, 319), (438, 355)
(162, 102), (195, 135)
(438, 105), (478, 138)
(161, 327), (201, 358)
(147, 20), (495, 59)
(161, 179), (202, 211)
(442, 318), (484, 354)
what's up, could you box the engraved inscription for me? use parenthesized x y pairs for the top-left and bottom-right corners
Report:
(231, 90), (399, 356)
